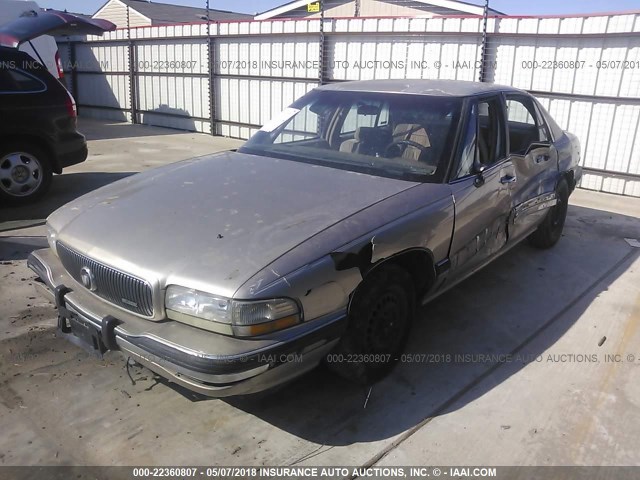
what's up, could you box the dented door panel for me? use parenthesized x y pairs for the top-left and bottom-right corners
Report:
(447, 161), (514, 282)
(508, 146), (559, 241)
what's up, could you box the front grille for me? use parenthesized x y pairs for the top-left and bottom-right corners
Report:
(57, 242), (154, 317)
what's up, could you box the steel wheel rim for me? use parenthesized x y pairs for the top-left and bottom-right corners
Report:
(366, 288), (407, 353)
(0, 151), (43, 197)
(551, 195), (568, 228)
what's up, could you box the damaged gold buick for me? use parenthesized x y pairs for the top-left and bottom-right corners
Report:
(28, 79), (582, 397)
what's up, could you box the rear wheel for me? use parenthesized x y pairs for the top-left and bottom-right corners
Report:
(0, 144), (52, 205)
(528, 179), (569, 249)
(327, 264), (414, 385)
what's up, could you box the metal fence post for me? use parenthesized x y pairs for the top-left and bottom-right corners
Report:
(127, 6), (138, 124)
(66, 39), (79, 109)
(318, 0), (325, 85)
(478, 0), (489, 82)
(207, 0), (216, 136)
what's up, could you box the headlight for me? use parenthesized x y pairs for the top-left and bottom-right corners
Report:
(46, 224), (58, 254)
(165, 285), (301, 337)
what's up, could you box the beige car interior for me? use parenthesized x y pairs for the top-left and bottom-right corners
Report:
(339, 123), (432, 162)
(391, 123), (431, 161)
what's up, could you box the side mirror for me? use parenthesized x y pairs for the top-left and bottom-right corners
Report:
(473, 161), (486, 187)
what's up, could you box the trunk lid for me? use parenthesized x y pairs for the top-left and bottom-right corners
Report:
(0, 10), (115, 48)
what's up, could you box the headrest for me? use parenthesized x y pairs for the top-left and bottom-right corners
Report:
(355, 126), (378, 142)
(394, 124), (422, 137)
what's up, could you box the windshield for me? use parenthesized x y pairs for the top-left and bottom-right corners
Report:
(239, 90), (463, 182)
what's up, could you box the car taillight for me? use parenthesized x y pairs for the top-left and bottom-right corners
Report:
(55, 51), (64, 79)
(65, 90), (77, 121)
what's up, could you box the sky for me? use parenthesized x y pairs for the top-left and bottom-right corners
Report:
(36, 0), (640, 17)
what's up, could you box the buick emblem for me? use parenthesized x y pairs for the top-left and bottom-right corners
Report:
(80, 266), (97, 292)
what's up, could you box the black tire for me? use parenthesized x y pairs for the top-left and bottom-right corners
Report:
(0, 143), (53, 205)
(326, 264), (415, 385)
(528, 179), (569, 249)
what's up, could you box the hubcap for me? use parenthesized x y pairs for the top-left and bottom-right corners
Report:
(0, 152), (43, 197)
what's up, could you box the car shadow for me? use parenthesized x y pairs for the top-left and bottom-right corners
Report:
(219, 204), (639, 448)
(0, 236), (48, 261)
(0, 172), (135, 223)
(79, 119), (182, 141)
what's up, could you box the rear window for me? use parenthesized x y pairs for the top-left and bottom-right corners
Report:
(0, 68), (46, 93)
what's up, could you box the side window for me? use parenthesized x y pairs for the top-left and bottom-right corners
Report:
(531, 103), (550, 143)
(477, 98), (505, 166)
(455, 104), (477, 179)
(505, 99), (535, 125)
(506, 96), (549, 155)
(454, 97), (505, 179)
(0, 69), (45, 93)
(534, 101), (563, 141)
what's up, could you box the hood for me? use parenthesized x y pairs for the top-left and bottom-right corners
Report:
(50, 152), (419, 298)
(0, 10), (115, 48)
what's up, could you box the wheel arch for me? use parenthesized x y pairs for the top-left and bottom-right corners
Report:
(348, 247), (437, 314)
(560, 169), (576, 193)
(0, 134), (57, 173)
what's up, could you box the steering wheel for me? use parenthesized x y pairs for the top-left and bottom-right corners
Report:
(384, 140), (429, 158)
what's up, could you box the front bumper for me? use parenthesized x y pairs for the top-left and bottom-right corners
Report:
(28, 248), (345, 397)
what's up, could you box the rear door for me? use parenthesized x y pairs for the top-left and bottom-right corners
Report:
(447, 95), (515, 281)
(504, 94), (559, 242)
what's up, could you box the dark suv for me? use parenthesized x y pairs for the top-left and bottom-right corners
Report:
(0, 46), (87, 204)
(0, 9), (115, 205)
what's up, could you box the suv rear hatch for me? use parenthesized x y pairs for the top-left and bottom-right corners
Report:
(0, 10), (115, 49)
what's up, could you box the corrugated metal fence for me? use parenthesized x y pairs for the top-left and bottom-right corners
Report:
(57, 12), (640, 197)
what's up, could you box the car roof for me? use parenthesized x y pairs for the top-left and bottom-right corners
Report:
(316, 79), (526, 97)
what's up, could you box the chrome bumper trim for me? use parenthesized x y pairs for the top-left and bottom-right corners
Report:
(27, 249), (345, 397)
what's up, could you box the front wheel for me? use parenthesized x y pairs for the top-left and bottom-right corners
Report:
(326, 264), (414, 385)
(528, 179), (569, 249)
(0, 144), (53, 205)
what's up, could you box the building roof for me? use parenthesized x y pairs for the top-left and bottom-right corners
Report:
(96, 0), (251, 24)
(255, 0), (504, 21)
(317, 79), (523, 97)
(58, 10), (94, 20)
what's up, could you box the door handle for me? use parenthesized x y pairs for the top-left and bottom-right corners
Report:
(500, 175), (516, 184)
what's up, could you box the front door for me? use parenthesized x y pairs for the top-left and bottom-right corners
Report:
(447, 96), (515, 281)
